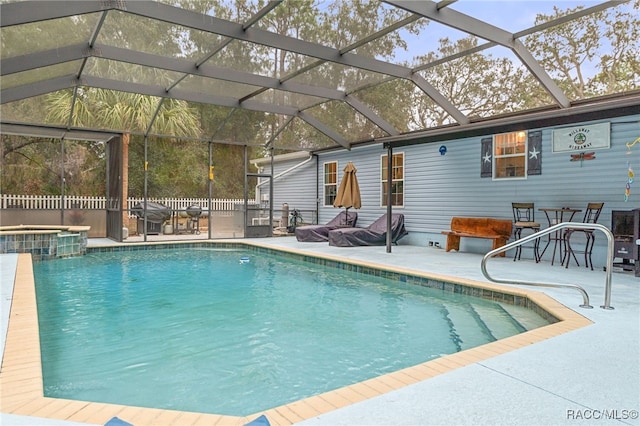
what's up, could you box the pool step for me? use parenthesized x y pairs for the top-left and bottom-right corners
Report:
(497, 303), (550, 331)
(470, 303), (526, 340)
(444, 303), (495, 351)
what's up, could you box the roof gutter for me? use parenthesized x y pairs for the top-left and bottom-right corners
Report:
(255, 154), (315, 188)
(380, 92), (640, 148)
(308, 92), (640, 155)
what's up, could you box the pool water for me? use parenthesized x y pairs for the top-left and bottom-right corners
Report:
(33, 248), (544, 416)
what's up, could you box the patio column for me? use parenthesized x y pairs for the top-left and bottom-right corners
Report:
(122, 133), (129, 229)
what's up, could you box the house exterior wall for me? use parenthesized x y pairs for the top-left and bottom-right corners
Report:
(260, 114), (639, 268)
(254, 154), (319, 225)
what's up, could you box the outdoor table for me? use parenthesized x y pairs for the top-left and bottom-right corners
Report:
(538, 207), (582, 265)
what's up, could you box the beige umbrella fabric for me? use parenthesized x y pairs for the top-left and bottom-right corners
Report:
(333, 162), (361, 210)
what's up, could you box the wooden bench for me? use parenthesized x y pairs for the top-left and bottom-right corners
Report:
(441, 217), (513, 257)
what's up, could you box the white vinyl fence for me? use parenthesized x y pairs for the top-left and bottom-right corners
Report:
(1, 194), (258, 218)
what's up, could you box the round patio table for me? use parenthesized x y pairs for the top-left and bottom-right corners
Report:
(538, 207), (582, 265)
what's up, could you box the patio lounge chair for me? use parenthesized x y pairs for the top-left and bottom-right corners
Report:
(295, 211), (358, 242)
(328, 213), (408, 247)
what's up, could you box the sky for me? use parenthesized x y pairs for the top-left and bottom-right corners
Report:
(447, 0), (604, 32)
(390, 0), (625, 72)
(395, 1), (607, 54)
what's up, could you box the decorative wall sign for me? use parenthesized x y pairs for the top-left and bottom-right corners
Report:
(552, 122), (610, 153)
(570, 151), (595, 166)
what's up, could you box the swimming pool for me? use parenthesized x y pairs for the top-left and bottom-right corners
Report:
(33, 246), (551, 417)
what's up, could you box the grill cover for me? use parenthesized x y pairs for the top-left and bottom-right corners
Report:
(186, 205), (202, 217)
(131, 202), (171, 222)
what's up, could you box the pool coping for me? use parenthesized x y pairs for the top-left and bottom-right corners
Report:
(0, 241), (593, 426)
(0, 225), (91, 233)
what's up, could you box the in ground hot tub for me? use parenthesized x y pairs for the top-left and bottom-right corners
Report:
(0, 225), (90, 260)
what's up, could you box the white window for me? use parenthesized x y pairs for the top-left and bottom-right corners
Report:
(323, 161), (337, 206)
(381, 152), (404, 207)
(493, 131), (527, 179)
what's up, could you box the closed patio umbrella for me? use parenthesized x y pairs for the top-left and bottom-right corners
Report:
(333, 162), (361, 213)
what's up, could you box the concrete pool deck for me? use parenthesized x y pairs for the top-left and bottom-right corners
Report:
(1, 237), (639, 425)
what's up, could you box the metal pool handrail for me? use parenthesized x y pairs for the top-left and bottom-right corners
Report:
(481, 222), (615, 310)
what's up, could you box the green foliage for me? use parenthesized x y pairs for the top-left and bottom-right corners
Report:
(1, 135), (105, 196)
(524, 2), (639, 101)
(0, 14), (97, 58)
(125, 135), (260, 199)
(127, 136), (209, 198)
(45, 89), (200, 136)
(411, 37), (535, 126)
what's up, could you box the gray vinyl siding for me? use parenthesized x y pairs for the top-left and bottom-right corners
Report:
(264, 114), (640, 266)
(256, 155), (318, 222)
(265, 114), (639, 266)
(317, 146), (393, 226)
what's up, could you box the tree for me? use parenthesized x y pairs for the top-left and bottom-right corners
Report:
(592, 0), (640, 93)
(44, 88), (201, 200)
(1, 135), (62, 195)
(298, 0), (426, 140)
(523, 1), (640, 101)
(409, 37), (531, 127)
